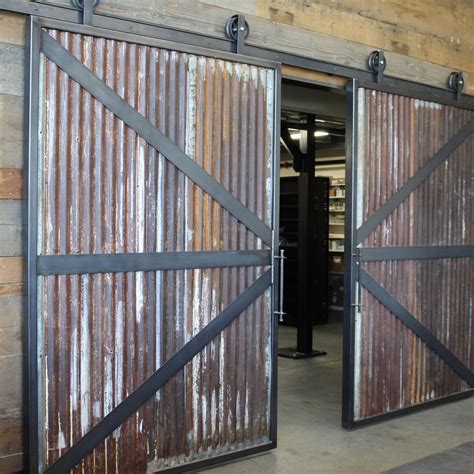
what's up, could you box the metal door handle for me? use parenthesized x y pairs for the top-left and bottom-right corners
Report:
(274, 249), (286, 322)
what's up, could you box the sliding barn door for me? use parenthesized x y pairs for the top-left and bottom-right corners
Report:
(27, 19), (279, 472)
(343, 80), (474, 427)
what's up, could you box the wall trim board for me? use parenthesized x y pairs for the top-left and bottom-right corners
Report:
(281, 64), (346, 89)
(0, 0), (471, 95)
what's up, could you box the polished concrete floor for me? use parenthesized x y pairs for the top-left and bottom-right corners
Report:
(201, 320), (474, 473)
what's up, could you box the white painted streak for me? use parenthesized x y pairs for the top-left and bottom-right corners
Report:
(71, 328), (78, 411)
(356, 89), (365, 228)
(265, 68), (274, 229)
(353, 300), (362, 420)
(186, 53), (198, 443)
(80, 277), (91, 435)
(114, 299), (124, 435)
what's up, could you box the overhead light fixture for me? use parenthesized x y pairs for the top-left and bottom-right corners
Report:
(315, 118), (326, 123)
(290, 130), (329, 140)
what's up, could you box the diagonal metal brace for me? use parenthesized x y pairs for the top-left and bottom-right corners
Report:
(359, 268), (474, 388)
(40, 30), (272, 246)
(44, 269), (272, 473)
(357, 117), (474, 244)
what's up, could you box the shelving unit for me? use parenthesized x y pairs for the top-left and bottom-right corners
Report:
(279, 176), (329, 327)
(328, 178), (345, 311)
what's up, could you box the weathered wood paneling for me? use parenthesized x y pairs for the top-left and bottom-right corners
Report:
(0, 201), (22, 257)
(0, 453), (23, 473)
(0, 258), (22, 285)
(0, 296), (22, 328)
(0, 406), (22, 430)
(281, 64), (346, 88)
(0, 355), (23, 412)
(0, 11), (26, 46)
(0, 283), (22, 297)
(256, 1), (473, 77)
(38, 0), (472, 93)
(0, 426), (22, 459)
(0, 170), (22, 199)
(0, 44), (24, 97)
(0, 94), (24, 169)
(0, 425), (23, 474)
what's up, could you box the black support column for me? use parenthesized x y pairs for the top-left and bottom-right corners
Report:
(279, 114), (327, 359)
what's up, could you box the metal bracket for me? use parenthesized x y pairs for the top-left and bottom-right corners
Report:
(225, 14), (250, 54)
(448, 71), (465, 101)
(71, 0), (99, 25)
(352, 247), (362, 261)
(368, 50), (386, 83)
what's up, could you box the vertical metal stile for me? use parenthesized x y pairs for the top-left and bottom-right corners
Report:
(25, 17), (41, 473)
(270, 65), (282, 447)
(342, 79), (358, 428)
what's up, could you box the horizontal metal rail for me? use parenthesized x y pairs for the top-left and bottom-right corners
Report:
(40, 30), (273, 247)
(37, 250), (272, 275)
(356, 118), (474, 244)
(359, 246), (474, 261)
(359, 268), (474, 388)
(44, 269), (272, 473)
(0, 1), (473, 110)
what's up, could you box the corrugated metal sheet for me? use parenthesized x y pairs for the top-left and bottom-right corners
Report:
(354, 88), (473, 420)
(38, 29), (274, 471)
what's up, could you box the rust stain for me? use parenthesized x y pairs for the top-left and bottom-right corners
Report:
(39, 29), (274, 471)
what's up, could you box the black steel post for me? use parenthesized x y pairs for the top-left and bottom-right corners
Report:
(279, 114), (327, 359)
(296, 115), (316, 353)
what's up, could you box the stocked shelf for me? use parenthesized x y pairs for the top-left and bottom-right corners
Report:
(279, 176), (329, 326)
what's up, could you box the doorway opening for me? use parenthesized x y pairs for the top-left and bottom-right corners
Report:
(277, 77), (348, 429)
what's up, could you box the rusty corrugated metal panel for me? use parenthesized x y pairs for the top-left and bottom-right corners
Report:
(39, 29), (274, 471)
(354, 88), (473, 420)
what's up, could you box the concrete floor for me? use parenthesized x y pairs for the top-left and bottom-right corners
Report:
(201, 320), (474, 473)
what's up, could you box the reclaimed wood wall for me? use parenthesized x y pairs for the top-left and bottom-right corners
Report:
(0, 1), (473, 470)
(0, 10), (25, 471)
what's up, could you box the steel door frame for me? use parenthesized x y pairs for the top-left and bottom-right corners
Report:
(342, 79), (474, 429)
(25, 16), (281, 473)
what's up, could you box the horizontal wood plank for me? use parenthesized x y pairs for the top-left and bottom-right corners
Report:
(0, 296), (22, 328)
(0, 258), (23, 284)
(0, 225), (22, 257)
(0, 11), (26, 46)
(0, 283), (22, 297)
(0, 140), (24, 169)
(0, 201), (21, 225)
(257, 0), (473, 79)
(0, 326), (22, 357)
(0, 425), (22, 458)
(0, 355), (22, 410)
(0, 406), (22, 430)
(0, 452), (23, 472)
(282, 64), (346, 88)
(0, 92), (24, 169)
(0, 170), (22, 199)
(0, 44), (24, 97)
